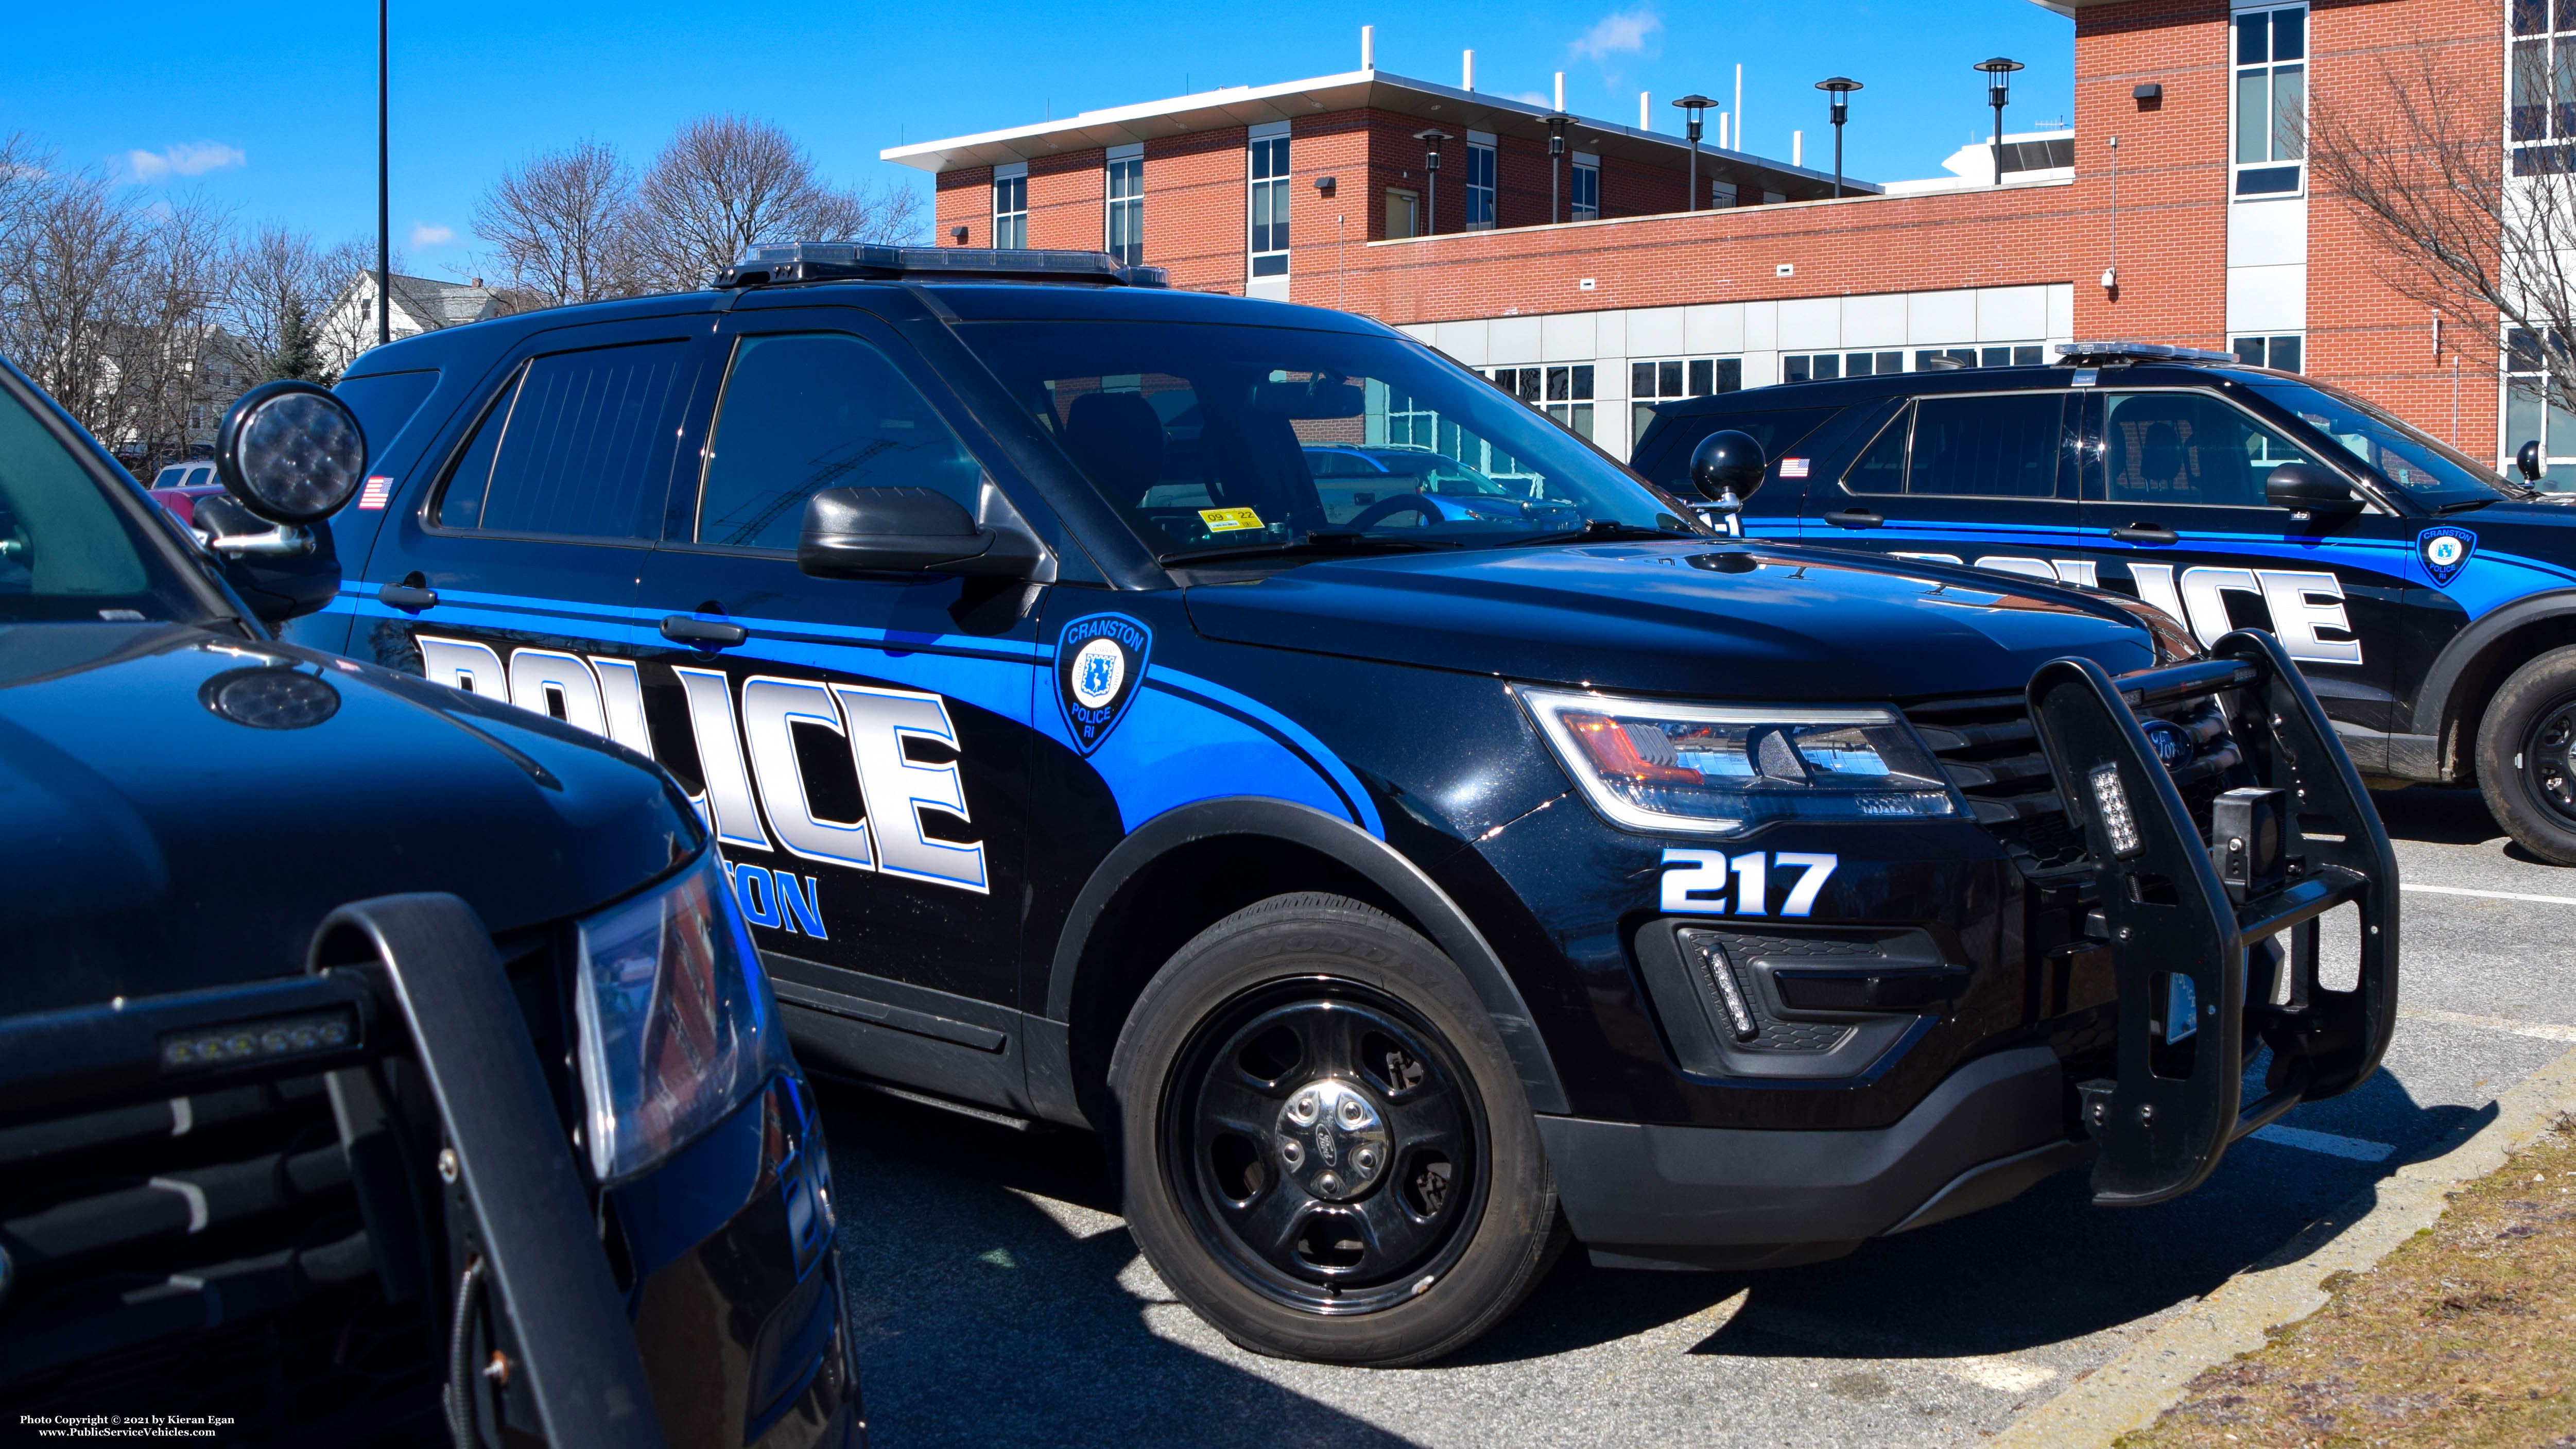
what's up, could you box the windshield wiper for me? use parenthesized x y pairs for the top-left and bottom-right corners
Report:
(1498, 518), (1704, 548)
(1159, 531), (1465, 567)
(2436, 495), (2503, 515)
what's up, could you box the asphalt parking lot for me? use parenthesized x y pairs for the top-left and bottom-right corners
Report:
(819, 787), (2576, 1448)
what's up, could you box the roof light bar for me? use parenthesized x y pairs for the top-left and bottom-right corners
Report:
(2055, 339), (2238, 364)
(714, 242), (1168, 290)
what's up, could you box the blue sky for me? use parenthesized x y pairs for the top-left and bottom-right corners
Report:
(4, 1), (2070, 278)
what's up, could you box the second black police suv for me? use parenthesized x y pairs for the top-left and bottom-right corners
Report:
(0, 358), (857, 1447)
(301, 246), (2398, 1366)
(1636, 341), (2576, 865)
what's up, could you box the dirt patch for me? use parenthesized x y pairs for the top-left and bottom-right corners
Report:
(2120, 1116), (2576, 1448)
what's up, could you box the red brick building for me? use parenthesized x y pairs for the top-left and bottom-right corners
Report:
(887, 2), (2516, 471)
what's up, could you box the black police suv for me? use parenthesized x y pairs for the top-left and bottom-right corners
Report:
(0, 356), (858, 1447)
(298, 244), (2397, 1367)
(1636, 341), (2576, 864)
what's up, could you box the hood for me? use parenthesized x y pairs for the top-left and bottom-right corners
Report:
(1184, 542), (2158, 697)
(0, 624), (702, 1014)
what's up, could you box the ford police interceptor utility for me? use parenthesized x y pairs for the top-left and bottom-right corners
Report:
(0, 357), (858, 1446)
(297, 245), (2399, 1367)
(1636, 341), (2576, 866)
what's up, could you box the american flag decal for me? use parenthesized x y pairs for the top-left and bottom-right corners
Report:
(1780, 458), (1811, 478)
(357, 476), (393, 510)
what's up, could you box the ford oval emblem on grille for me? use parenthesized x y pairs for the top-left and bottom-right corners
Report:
(2139, 718), (2194, 769)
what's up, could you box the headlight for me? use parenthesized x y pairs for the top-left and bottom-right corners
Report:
(573, 850), (793, 1182)
(1521, 687), (1960, 835)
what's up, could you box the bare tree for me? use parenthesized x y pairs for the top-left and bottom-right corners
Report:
(0, 162), (158, 450)
(626, 114), (922, 291)
(2310, 44), (2563, 445)
(476, 139), (639, 309)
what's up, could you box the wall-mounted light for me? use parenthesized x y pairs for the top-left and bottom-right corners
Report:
(1314, 175), (1337, 197)
(950, 224), (969, 245)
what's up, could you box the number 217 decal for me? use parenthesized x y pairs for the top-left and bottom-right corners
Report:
(1659, 849), (1839, 917)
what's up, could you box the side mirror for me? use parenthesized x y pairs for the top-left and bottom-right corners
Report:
(2264, 462), (2363, 515)
(215, 381), (368, 525)
(2519, 439), (2544, 481)
(1689, 429), (1767, 518)
(798, 486), (1041, 579)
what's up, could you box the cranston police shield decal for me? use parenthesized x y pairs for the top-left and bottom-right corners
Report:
(2418, 525), (2477, 588)
(1055, 613), (1151, 755)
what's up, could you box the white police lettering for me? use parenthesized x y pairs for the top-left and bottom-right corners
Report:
(1658, 848), (1839, 917)
(410, 635), (988, 901)
(832, 683), (989, 894)
(2120, 563), (2358, 664)
(740, 676), (874, 871)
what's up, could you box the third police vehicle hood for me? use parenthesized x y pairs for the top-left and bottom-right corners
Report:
(1182, 540), (2163, 696)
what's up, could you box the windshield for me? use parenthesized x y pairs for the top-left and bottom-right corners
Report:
(953, 321), (1704, 560)
(2243, 376), (2521, 509)
(0, 379), (212, 625)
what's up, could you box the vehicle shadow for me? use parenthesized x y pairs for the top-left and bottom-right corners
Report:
(2371, 785), (2508, 849)
(816, 1080), (1420, 1449)
(820, 1058), (2481, 1399)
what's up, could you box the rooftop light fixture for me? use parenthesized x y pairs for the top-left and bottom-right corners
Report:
(1545, 113), (1572, 223)
(1814, 78), (1862, 199)
(1671, 95), (1714, 212)
(1413, 128), (1451, 235)
(1975, 57), (2025, 187)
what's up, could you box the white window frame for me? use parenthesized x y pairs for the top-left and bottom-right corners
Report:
(1630, 356), (1741, 441)
(1105, 143), (1143, 265)
(1465, 130), (1497, 230)
(1248, 121), (1290, 280)
(1571, 151), (1600, 220)
(2230, 2), (2308, 199)
(993, 161), (1029, 249)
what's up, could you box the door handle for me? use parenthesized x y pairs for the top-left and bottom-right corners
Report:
(660, 614), (748, 647)
(376, 578), (438, 611)
(2110, 522), (2181, 545)
(1822, 508), (1883, 529)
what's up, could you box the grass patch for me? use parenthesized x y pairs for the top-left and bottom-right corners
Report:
(2119, 1115), (2576, 1448)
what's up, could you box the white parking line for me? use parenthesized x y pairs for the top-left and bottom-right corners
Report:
(2401, 882), (2576, 908)
(2248, 1124), (2396, 1162)
(2400, 1005), (2576, 1043)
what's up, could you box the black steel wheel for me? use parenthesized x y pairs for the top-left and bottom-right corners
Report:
(2478, 645), (2576, 864)
(1109, 892), (1562, 1366)
(1168, 981), (1483, 1315)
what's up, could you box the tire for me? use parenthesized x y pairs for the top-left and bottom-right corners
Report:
(1106, 892), (1561, 1366)
(2476, 644), (2576, 865)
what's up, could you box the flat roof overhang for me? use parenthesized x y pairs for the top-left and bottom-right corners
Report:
(880, 68), (1880, 200)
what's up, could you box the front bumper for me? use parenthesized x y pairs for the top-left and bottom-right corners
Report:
(1518, 630), (2400, 1255)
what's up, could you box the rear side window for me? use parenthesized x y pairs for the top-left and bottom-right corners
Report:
(435, 341), (688, 539)
(334, 369), (440, 458)
(1906, 394), (2066, 497)
(1842, 394), (2069, 498)
(694, 332), (983, 549)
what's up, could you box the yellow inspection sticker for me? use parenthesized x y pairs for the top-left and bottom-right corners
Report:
(1199, 507), (1266, 533)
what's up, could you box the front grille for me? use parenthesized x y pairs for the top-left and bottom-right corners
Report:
(1905, 692), (2086, 869)
(0, 1076), (443, 1440)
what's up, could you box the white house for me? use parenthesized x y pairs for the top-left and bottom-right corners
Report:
(322, 272), (504, 373)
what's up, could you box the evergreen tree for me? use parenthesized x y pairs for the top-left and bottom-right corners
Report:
(266, 298), (332, 384)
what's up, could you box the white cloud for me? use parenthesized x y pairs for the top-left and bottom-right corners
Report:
(410, 222), (456, 248)
(125, 142), (246, 182)
(1570, 7), (1663, 64)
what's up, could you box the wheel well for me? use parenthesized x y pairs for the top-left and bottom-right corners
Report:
(2439, 616), (2576, 780)
(1062, 834), (1424, 1128)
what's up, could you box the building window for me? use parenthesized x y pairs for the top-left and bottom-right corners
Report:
(1385, 187), (1420, 239)
(2232, 334), (2304, 371)
(1571, 153), (1600, 220)
(1465, 135), (1497, 230)
(1106, 148), (1143, 265)
(1630, 356), (1741, 440)
(2505, 328), (2576, 490)
(1491, 365), (1597, 440)
(1710, 179), (1738, 208)
(1785, 351), (1908, 384)
(2512, 0), (2576, 170)
(993, 165), (1028, 249)
(1249, 133), (1289, 277)
(2233, 4), (2306, 196)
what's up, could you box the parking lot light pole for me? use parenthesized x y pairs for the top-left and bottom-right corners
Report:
(1976, 57), (2024, 187)
(1815, 77), (1861, 199)
(1671, 95), (1714, 211)
(1545, 113), (1571, 223)
(1413, 129), (1449, 235)
(377, 0), (389, 347)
